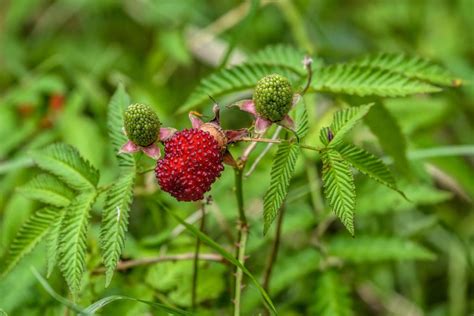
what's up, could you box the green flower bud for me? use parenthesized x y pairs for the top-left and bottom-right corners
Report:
(253, 74), (293, 122)
(124, 103), (160, 147)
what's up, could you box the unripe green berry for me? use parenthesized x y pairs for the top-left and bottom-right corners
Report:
(253, 74), (293, 122)
(124, 103), (160, 147)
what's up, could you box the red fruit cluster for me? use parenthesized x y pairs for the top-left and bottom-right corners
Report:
(155, 129), (224, 201)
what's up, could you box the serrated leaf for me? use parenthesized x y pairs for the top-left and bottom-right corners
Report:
(312, 64), (441, 97)
(312, 270), (353, 316)
(364, 102), (409, 173)
(107, 84), (134, 167)
(328, 236), (436, 262)
(46, 209), (66, 277)
(247, 44), (307, 75)
(164, 207), (277, 314)
(263, 142), (300, 234)
(59, 192), (97, 293)
(1, 207), (59, 277)
(326, 104), (373, 147)
(295, 100), (309, 139)
(31, 143), (99, 190)
(17, 174), (74, 207)
(353, 52), (461, 87)
(337, 143), (404, 198)
(180, 64), (298, 113)
(99, 172), (135, 287)
(321, 149), (356, 235)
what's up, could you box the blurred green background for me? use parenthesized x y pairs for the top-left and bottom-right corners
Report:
(0, 0), (473, 315)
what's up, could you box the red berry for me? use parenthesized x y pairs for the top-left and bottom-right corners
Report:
(155, 129), (224, 201)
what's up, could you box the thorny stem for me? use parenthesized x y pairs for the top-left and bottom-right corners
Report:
(240, 137), (321, 153)
(192, 202), (207, 310)
(233, 167), (248, 316)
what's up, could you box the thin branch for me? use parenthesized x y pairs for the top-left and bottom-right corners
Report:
(262, 207), (285, 295)
(93, 253), (225, 273)
(245, 126), (283, 177)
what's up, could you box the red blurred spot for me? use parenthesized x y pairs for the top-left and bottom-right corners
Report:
(18, 103), (35, 117)
(49, 93), (65, 111)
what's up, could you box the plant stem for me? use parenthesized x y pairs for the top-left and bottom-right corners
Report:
(240, 137), (321, 153)
(192, 203), (206, 310)
(262, 206), (285, 294)
(92, 253), (224, 273)
(233, 168), (248, 316)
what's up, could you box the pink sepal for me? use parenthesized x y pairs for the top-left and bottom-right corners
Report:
(278, 115), (295, 130)
(189, 111), (204, 129)
(255, 117), (272, 134)
(119, 140), (140, 154)
(142, 143), (161, 160)
(225, 128), (249, 143)
(159, 127), (177, 141)
(233, 99), (257, 116)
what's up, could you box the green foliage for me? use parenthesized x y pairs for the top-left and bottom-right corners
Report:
(263, 142), (300, 234)
(30, 143), (99, 190)
(46, 210), (66, 277)
(312, 270), (353, 316)
(353, 53), (460, 87)
(295, 100), (309, 139)
(328, 236), (436, 262)
(99, 85), (136, 287)
(324, 104), (373, 147)
(1, 208), (59, 277)
(58, 192), (97, 293)
(16, 174), (74, 207)
(247, 44), (308, 75)
(312, 64), (440, 96)
(321, 149), (356, 235)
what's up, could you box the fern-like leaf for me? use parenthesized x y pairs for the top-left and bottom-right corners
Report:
(263, 142), (300, 235)
(328, 236), (436, 262)
(99, 85), (137, 286)
(180, 64), (299, 112)
(321, 104), (373, 147)
(312, 64), (440, 97)
(17, 174), (74, 207)
(31, 143), (99, 190)
(107, 83), (134, 167)
(295, 100), (309, 139)
(100, 172), (135, 286)
(337, 143), (403, 197)
(321, 149), (356, 235)
(247, 44), (308, 75)
(353, 52), (461, 87)
(312, 269), (353, 316)
(1, 207), (59, 277)
(59, 191), (97, 293)
(46, 209), (66, 277)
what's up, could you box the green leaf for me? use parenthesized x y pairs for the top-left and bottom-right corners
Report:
(364, 102), (409, 173)
(295, 100), (309, 139)
(321, 149), (356, 235)
(17, 174), (74, 207)
(31, 143), (99, 190)
(312, 64), (441, 97)
(328, 236), (436, 262)
(263, 142), (300, 235)
(326, 104), (373, 147)
(247, 44), (307, 75)
(100, 84), (136, 286)
(99, 172), (135, 287)
(59, 192), (97, 293)
(337, 143), (404, 197)
(46, 209), (66, 277)
(107, 83), (134, 167)
(82, 295), (192, 316)
(1, 208), (59, 277)
(163, 206), (277, 315)
(312, 269), (353, 316)
(353, 52), (461, 87)
(180, 64), (298, 113)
